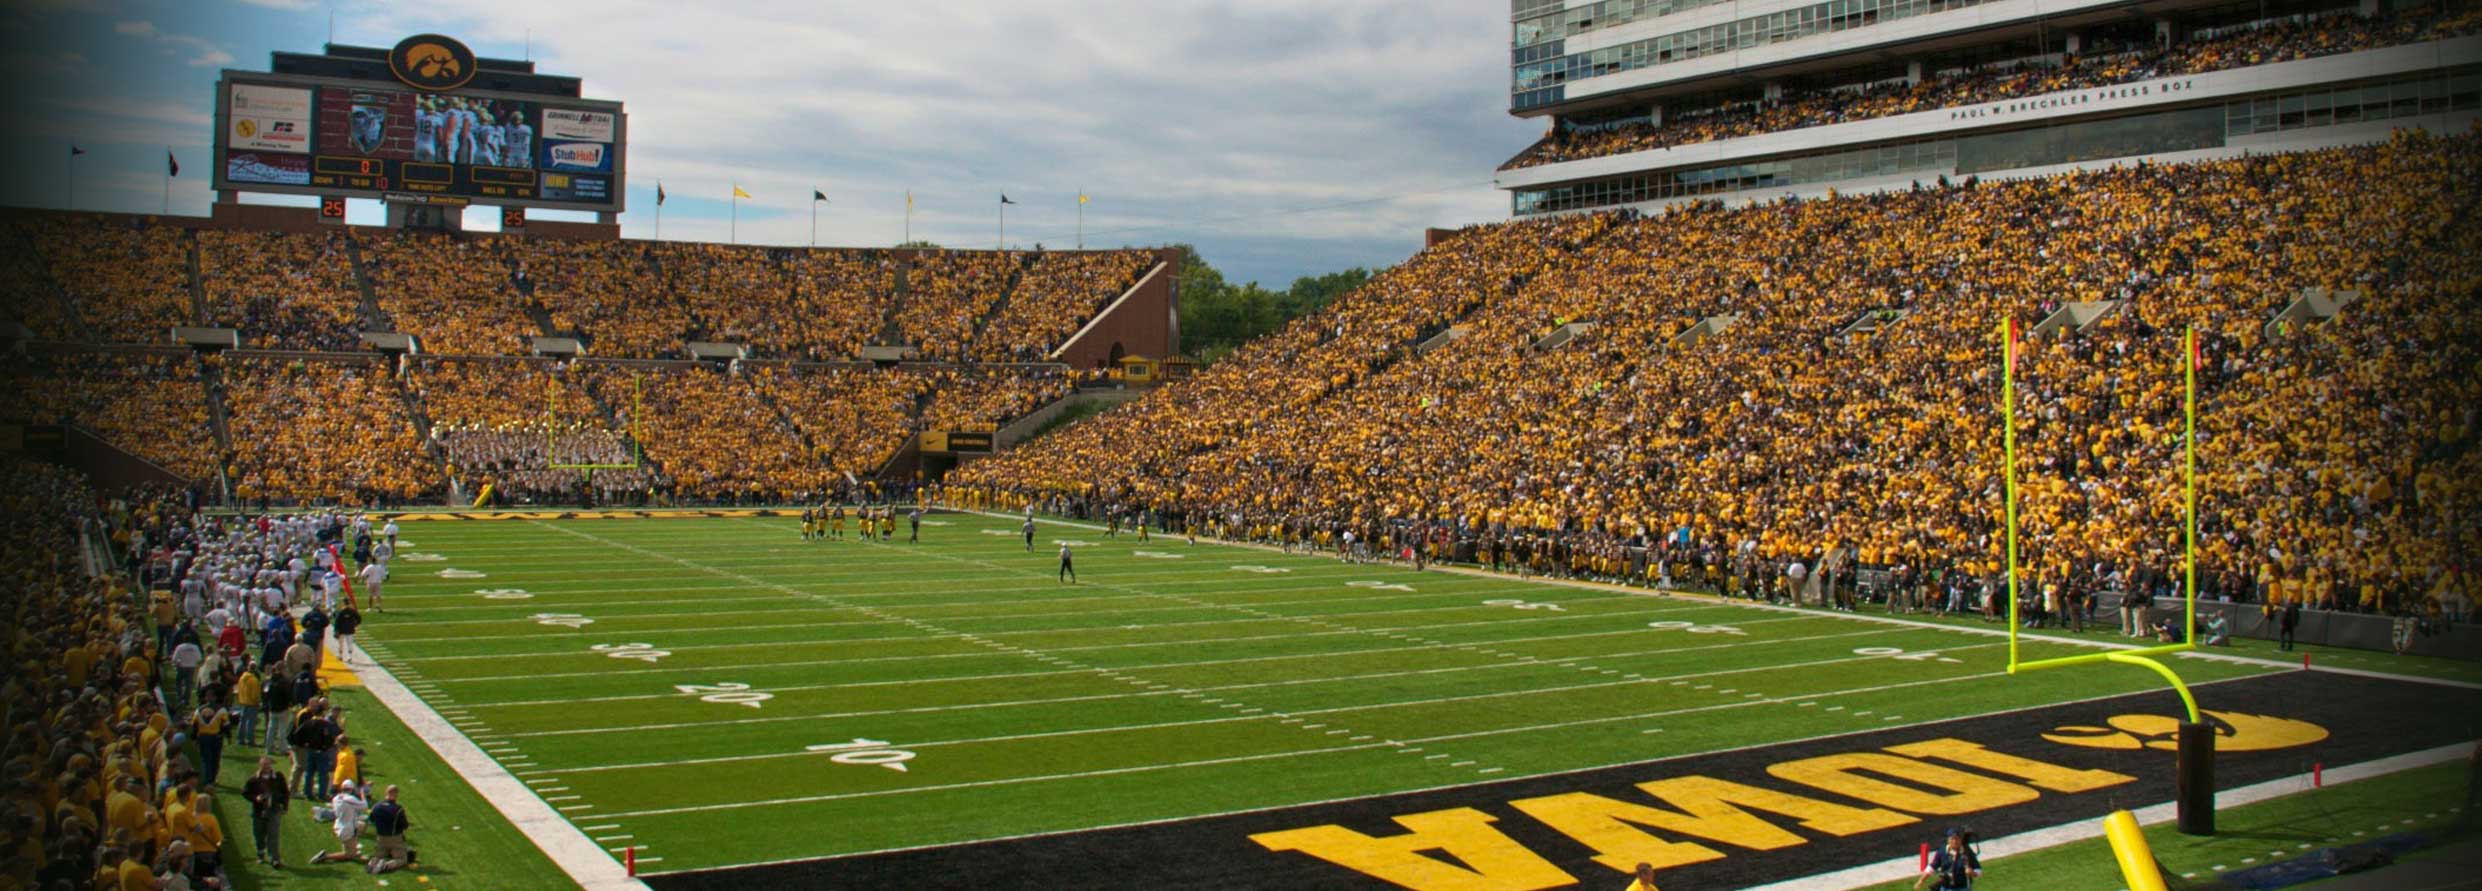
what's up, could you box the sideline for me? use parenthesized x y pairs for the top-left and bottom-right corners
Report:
(351, 631), (651, 890)
(968, 509), (2482, 691)
(1748, 741), (2476, 891)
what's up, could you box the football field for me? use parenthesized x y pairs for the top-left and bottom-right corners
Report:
(358, 511), (2314, 885)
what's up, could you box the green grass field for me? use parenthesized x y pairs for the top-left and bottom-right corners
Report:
(327, 510), (2329, 884)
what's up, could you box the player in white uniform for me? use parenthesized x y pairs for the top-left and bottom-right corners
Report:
(478, 119), (506, 167)
(412, 98), (441, 162)
(457, 104), (482, 165)
(502, 110), (533, 169)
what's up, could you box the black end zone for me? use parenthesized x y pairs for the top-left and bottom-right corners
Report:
(644, 671), (2481, 891)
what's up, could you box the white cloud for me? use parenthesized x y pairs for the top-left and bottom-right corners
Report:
(328, 0), (1533, 281)
(235, 0), (324, 9)
(114, 18), (235, 66)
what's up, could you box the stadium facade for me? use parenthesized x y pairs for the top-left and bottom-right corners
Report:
(1496, 0), (2481, 215)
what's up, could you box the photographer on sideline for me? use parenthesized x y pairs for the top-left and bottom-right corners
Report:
(1916, 828), (1981, 890)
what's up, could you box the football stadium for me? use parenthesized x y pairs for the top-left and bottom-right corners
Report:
(2, 2), (2479, 890)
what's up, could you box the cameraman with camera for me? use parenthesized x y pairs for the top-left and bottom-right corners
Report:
(1915, 828), (1981, 890)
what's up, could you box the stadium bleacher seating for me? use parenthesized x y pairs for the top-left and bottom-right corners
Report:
(197, 230), (365, 351)
(1503, 5), (2482, 170)
(955, 131), (2481, 618)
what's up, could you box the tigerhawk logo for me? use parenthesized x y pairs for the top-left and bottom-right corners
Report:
(389, 34), (477, 91)
(2043, 710), (2329, 752)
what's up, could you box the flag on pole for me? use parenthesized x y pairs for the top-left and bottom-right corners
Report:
(906, 191), (914, 211)
(657, 182), (667, 205)
(813, 189), (828, 203)
(2007, 318), (2023, 373)
(70, 145), (85, 156)
(2190, 330), (2204, 372)
(1077, 193), (1089, 205)
(999, 193), (1017, 205)
(733, 184), (752, 200)
(166, 150), (179, 177)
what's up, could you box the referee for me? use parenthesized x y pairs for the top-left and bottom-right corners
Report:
(1058, 542), (1076, 584)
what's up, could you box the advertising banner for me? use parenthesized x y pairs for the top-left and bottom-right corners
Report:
(228, 84), (312, 153)
(540, 141), (614, 173)
(541, 108), (617, 142)
(224, 150), (312, 185)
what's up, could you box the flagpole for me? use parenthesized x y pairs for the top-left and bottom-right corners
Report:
(1076, 188), (1083, 250)
(731, 187), (738, 245)
(810, 198), (818, 248)
(997, 199), (1004, 251)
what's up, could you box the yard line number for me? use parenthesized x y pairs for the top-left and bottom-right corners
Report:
(806, 738), (915, 772)
(1646, 620), (1742, 634)
(591, 642), (669, 663)
(1487, 598), (1565, 612)
(674, 682), (772, 709)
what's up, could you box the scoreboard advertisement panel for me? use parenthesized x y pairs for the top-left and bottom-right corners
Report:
(212, 37), (623, 213)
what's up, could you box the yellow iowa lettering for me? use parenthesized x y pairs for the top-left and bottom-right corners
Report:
(1512, 775), (1914, 874)
(1886, 738), (2133, 793)
(1769, 752), (2036, 816)
(1249, 807), (1577, 891)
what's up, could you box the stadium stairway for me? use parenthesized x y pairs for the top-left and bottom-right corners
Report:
(746, 372), (825, 459)
(389, 369), (457, 497)
(181, 231), (208, 326)
(960, 252), (1038, 360)
(195, 357), (236, 502)
(341, 235), (390, 332)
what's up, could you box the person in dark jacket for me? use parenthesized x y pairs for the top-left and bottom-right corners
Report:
(300, 604), (331, 662)
(242, 755), (291, 867)
(368, 784), (414, 872)
(2279, 600), (2303, 651)
(334, 603), (363, 663)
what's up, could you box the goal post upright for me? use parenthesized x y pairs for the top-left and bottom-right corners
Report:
(2001, 318), (2212, 833)
(2001, 320), (2203, 717)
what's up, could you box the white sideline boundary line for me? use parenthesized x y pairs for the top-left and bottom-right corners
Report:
(350, 636), (648, 890)
(1748, 740), (2480, 891)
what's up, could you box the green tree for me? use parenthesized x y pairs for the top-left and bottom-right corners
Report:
(1172, 244), (1377, 363)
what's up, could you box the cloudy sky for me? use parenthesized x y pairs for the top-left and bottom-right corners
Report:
(0, 0), (1539, 286)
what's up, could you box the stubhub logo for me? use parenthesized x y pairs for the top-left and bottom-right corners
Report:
(545, 142), (608, 171)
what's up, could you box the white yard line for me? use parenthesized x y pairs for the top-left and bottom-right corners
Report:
(515, 634), (1994, 763)
(369, 587), (1502, 640)
(347, 636), (647, 890)
(1750, 741), (2480, 891)
(407, 598), (1737, 677)
(451, 621), (1879, 711)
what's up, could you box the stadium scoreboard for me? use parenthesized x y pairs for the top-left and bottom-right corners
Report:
(213, 34), (625, 214)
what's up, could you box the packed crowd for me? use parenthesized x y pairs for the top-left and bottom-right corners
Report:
(219, 359), (436, 506)
(918, 366), (1076, 432)
(359, 233), (538, 356)
(0, 465), (421, 890)
(197, 231), (365, 352)
(1502, 4), (2482, 169)
(0, 351), (222, 482)
(27, 215), (195, 341)
(594, 365), (826, 501)
(956, 131), (2481, 621)
(526, 239), (679, 358)
(779, 249), (903, 360)
(2, 218), (95, 341)
(744, 365), (929, 481)
(976, 251), (1155, 361)
(892, 251), (1022, 361)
